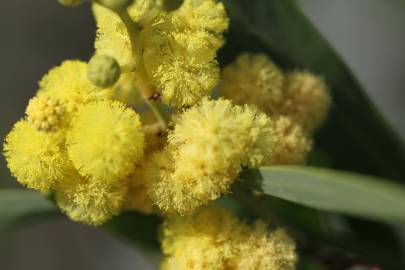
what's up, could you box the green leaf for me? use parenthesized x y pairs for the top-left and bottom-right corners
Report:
(241, 166), (405, 223)
(103, 212), (162, 262)
(220, 0), (405, 181)
(0, 189), (58, 232)
(232, 181), (403, 270)
(103, 212), (162, 267)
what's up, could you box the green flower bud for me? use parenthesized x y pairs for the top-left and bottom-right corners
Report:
(157, 0), (183, 12)
(88, 55), (121, 88)
(96, 0), (133, 12)
(58, 0), (84, 7)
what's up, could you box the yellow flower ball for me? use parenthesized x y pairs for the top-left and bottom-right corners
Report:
(67, 100), (145, 182)
(38, 60), (113, 114)
(279, 71), (331, 133)
(236, 222), (297, 270)
(271, 116), (312, 165)
(220, 53), (284, 113)
(161, 206), (297, 270)
(241, 105), (278, 167)
(56, 170), (127, 226)
(161, 206), (239, 270)
(3, 120), (68, 192)
(171, 0), (229, 42)
(143, 24), (220, 108)
(148, 99), (276, 215)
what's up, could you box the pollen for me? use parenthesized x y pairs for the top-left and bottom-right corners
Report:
(67, 100), (145, 182)
(26, 95), (65, 132)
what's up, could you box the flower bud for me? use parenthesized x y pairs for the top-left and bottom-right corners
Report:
(58, 0), (84, 7)
(96, 0), (133, 12)
(87, 54), (121, 88)
(157, 0), (183, 12)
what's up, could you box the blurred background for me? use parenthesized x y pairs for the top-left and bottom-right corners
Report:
(0, 0), (404, 269)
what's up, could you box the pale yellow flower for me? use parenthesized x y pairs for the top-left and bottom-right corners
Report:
(56, 169), (127, 225)
(220, 53), (284, 113)
(3, 120), (68, 192)
(67, 100), (145, 182)
(161, 206), (297, 270)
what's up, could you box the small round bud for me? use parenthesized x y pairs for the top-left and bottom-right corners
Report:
(96, 0), (133, 12)
(88, 54), (121, 88)
(58, 0), (84, 7)
(157, 0), (183, 12)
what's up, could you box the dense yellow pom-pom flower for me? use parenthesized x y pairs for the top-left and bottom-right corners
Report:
(93, 0), (157, 65)
(241, 105), (278, 167)
(271, 116), (312, 165)
(145, 150), (206, 215)
(220, 53), (284, 113)
(171, 0), (229, 45)
(143, 21), (220, 108)
(26, 95), (65, 132)
(3, 120), (68, 192)
(236, 222), (297, 270)
(279, 71), (331, 133)
(38, 60), (113, 114)
(67, 100), (145, 182)
(56, 170), (127, 225)
(147, 98), (276, 215)
(161, 206), (297, 270)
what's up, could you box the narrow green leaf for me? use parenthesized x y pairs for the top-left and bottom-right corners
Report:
(220, 0), (405, 181)
(103, 212), (162, 265)
(0, 189), (58, 232)
(241, 166), (405, 222)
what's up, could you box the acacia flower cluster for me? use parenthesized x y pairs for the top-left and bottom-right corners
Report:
(3, 0), (331, 269)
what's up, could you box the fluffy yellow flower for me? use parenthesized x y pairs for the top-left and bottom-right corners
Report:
(161, 206), (239, 270)
(241, 105), (278, 167)
(94, 0), (228, 109)
(143, 20), (220, 108)
(219, 53), (284, 113)
(171, 0), (229, 44)
(93, 0), (157, 65)
(26, 95), (65, 132)
(161, 206), (297, 270)
(3, 120), (68, 192)
(279, 71), (331, 133)
(67, 100), (145, 182)
(38, 60), (113, 114)
(56, 170), (127, 226)
(272, 116), (312, 165)
(236, 222), (297, 270)
(145, 150), (205, 215)
(148, 99), (276, 215)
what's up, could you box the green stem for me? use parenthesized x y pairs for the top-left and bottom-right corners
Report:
(117, 9), (169, 129)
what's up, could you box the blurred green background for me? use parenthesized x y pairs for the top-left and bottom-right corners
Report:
(0, 0), (404, 269)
